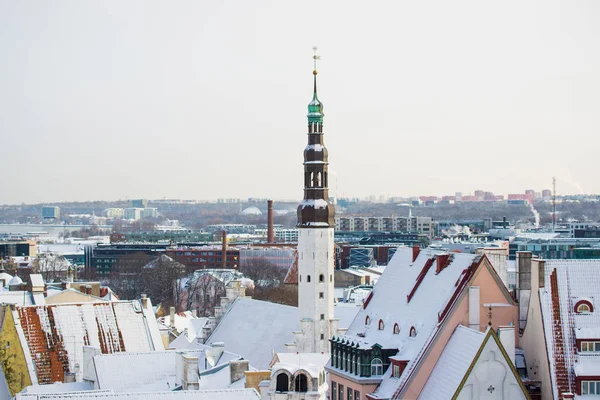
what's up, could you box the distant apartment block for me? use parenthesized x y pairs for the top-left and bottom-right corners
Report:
(41, 206), (60, 219)
(103, 208), (124, 219)
(335, 216), (433, 238)
(122, 207), (157, 220)
(254, 228), (299, 242)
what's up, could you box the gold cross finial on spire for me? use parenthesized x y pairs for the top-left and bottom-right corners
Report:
(312, 46), (320, 75)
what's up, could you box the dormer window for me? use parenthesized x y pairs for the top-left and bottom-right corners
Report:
(378, 320), (384, 330)
(409, 326), (417, 338)
(393, 323), (400, 334)
(575, 300), (594, 314)
(365, 316), (371, 325)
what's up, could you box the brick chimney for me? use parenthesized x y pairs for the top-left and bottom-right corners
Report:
(221, 231), (227, 269)
(267, 200), (274, 244)
(412, 245), (420, 262)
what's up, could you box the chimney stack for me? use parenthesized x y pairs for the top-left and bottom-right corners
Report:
(267, 200), (275, 244)
(170, 306), (176, 328)
(412, 245), (421, 262)
(221, 231), (227, 269)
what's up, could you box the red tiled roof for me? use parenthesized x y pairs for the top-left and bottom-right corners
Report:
(17, 302), (144, 385)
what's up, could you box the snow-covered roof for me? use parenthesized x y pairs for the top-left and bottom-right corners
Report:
(418, 325), (485, 399)
(241, 206), (262, 215)
(21, 382), (94, 393)
(207, 298), (297, 370)
(0, 290), (36, 306)
(14, 388), (261, 399)
(15, 299), (164, 385)
(30, 274), (44, 288)
(207, 297), (357, 370)
(92, 348), (242, 393)
(9, 275), (23, 286)
(540, 259), (600, 398)
(143, 254), (184, 269)
(335, 247), (484, 399)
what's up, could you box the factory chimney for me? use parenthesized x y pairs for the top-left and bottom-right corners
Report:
(267, 200), (275, 244)
(221, 231), (227, 269)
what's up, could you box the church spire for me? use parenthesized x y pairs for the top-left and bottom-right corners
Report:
(307, 47), (323, 124)
(297, 47), (334, 229)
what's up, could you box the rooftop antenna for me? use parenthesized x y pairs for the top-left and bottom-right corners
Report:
(552, 177), (557, 232)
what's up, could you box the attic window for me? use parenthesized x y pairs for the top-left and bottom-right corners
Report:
(575, 300), (594, 314)
(378, 320), (384, 330)
(393, 323), (400, 334)
(409, 326), (417, 338)
(365, 316), (371, 325)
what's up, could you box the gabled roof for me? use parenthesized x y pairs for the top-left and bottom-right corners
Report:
(13, 299), (163, 385)
(539, 259), (600, 399)
(207, 298), (297, 370)
(335, 247), (488, 399)
(207, 297), (360, 370)
(418, 325), (485, 399)
(419, 326), (529, 399)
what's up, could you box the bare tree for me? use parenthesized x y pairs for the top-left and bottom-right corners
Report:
(181, 272), (226, 316)
(239, 257), (286, 288)
(141, 255), (186, 310)
(107, 252), (150, 300)
(32, 253), (70, 282)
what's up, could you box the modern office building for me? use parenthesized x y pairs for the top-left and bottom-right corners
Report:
(41, 206), (60, 219)
(335, 216), (433, 238)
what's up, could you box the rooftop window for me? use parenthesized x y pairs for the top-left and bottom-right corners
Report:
(575, 300), (594, 314)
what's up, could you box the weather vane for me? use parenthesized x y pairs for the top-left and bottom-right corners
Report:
(312, 46), (320, 72)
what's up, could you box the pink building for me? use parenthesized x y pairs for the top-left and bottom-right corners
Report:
(326, 246), (532, 399)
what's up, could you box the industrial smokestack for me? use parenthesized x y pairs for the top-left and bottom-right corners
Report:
(221, 231), (227, 269)
(267, 200), (274, 244)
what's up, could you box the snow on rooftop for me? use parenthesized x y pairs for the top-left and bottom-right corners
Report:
(539, 259), (600, 399)
(15, 388), (262, 399)
(207, 298), (297, 370)
(207, 297), (359, 370)
(418, 325), (485, 399)
(16, 301), (163, 384)
(338, 247), (481, 398)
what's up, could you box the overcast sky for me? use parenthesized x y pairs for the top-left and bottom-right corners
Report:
(1, 1), (599, 205)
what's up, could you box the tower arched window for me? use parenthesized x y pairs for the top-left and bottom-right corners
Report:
(393, 323), (400, 334)
(371, 358), (383, 376)
(276, 373), (289, 392)
(317, 172), (322, 187)
(319, 274), (324, 283)
(365, 316), (371, 325)
(378, 320), (385, 330)
(307, 275), (311, 283)
(410, 326), (417, 337)
(295, 374), (308, 392)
